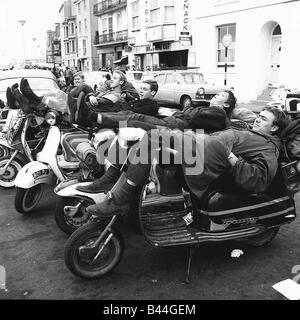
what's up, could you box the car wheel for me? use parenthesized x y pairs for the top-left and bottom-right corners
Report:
(181, 96), (192, 109)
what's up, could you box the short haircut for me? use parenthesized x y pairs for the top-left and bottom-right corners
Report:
(74, 71), (84, 79)
(113, 69), (127, 85)
(142, 79), (159, 93)
(262, 105), (290, 135)
(223, 90), (237, 115)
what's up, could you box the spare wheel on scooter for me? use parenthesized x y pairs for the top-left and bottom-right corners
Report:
(0, 156), (25, 188)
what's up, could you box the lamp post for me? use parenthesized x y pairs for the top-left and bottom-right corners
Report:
(18, 20), (26, 64)
(222, 33), (233, 86)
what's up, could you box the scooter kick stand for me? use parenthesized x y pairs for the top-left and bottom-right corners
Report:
(185, 246), (195, 284)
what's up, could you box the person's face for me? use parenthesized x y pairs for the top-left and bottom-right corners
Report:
(210, 91), (229, 107)
(111, 72), (123, 89)
(139, 83), (155, 100)
(74, 76), (84, 86)
(252, 110), (278, 135)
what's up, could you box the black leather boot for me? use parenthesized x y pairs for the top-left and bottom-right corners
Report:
(76, 165), (120, 193)
(6, 87), (17, 109)
(86, 173), (135, 218)
(12, 87), (34, 114)
(20, 78), (43, 105)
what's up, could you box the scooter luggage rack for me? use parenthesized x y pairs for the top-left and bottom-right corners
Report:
(139, 193), (265, 247)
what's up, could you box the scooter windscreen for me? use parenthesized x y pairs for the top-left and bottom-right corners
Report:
(41, 89), (69, 115)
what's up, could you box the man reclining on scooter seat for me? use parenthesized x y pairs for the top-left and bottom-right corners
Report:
(86, 90), (238, 134)
(76, 95), (256, 194)
(84, 106), (290, 218)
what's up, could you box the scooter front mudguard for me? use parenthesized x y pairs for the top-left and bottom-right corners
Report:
(55, 181), (106, 204)
(14, 161), (54, 189)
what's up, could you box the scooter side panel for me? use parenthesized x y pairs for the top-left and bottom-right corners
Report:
(55, 182), (106, 203)
(14, 161), (53, 188)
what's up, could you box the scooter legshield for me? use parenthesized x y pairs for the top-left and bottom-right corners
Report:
(14, 161), (53, 189)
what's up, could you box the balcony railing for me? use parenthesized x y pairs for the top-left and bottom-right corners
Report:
(93, 0), (126, 15)
(94, 30), (128, 45)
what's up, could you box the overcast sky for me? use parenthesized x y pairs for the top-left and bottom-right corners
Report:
(0, 0), (63, 65)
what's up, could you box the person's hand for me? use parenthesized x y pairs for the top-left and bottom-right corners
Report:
(228, 152), (239, 167)
(89, 96), (98, 106)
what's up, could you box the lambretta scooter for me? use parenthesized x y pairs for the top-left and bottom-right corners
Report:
(54, 127), (145, 235)
(0, 109), (46, 188)
(63, 139), (297, 280)
(13, 108), (104, 214)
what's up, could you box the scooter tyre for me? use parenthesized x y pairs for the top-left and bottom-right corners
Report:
(0, 156), (25, 188)
(55, 197), (94, 235)
(15, 184), (45, 214)
(64, 222), (124, 279)
(245, 226), (280, 247)
(0, 145), (10, 158)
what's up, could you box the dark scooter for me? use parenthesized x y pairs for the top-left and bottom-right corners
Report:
(63, 140), (297, 281)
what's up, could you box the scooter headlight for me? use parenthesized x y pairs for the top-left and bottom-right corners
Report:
(45, 111), (57, 126)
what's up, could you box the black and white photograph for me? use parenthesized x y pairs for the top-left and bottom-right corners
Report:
(1, 0), (300, 307)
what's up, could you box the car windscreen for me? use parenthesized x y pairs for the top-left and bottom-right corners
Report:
(0, 77), (59, 96)
(177, 73), (204, 85)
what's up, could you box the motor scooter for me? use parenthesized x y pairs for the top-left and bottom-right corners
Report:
(0, 109), (46, 188)
(54, 127), (142, 234)
(63, 140), (297, 281)
(13, 110), (103, 214)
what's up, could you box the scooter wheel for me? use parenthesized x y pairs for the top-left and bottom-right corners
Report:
(55, 197), (94, 235)
(0, 145), (10, 158)
(64, 222), (124, 279)
(0, 156), (24, 188)
(15, 185), (45, 214)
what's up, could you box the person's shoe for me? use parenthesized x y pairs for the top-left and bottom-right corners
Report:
(86, 173), (136, 218)
(20, 78), (43, 105)
(6, 87), (17, 109)
(76, 165), (120, 194)
(86, 193), (130, 218)
(12, 88), (34, 114)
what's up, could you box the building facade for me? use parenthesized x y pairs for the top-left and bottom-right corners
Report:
(93, 0), (129, 69)
(74, 0), (99, 71)
(127, 0), (196, 71)
(59, 0), (78, 69)
(192, 0), (300, 102)
(46, 23), (62, 65)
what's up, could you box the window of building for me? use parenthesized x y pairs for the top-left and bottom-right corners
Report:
(216, 24), (236, 68)
(79, 21), (82, 35)
(70, 23), (75, 35)
(78, 2), (81, 14)
(84, 18), (88, 33)
(132, 1), (140, 31)
(65, 42), (69, 54)
(83, 39), (87, 56)
(150, 0), (160, 25)
(64, 26), (69, 38)
(70, 40), (75, 53)
(164, 0), (175, 24)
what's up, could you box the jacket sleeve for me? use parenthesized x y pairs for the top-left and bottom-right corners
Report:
(231, 153), (278, 194)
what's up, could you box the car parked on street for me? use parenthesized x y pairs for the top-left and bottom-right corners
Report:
(0, 69), (59, 105)
(152, 70), (229, 109)
(83, 71), (112, 92)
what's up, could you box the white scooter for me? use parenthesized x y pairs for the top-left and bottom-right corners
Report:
(54, 127), (146, 235)
(0, 110), (46, 188)
(14, 110), (96, 214)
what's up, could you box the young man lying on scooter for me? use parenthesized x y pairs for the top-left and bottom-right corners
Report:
(86, 89), (238, 134)
(84, 106), (290, 218)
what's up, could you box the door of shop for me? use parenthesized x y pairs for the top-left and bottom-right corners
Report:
(268, 35), (282, 87)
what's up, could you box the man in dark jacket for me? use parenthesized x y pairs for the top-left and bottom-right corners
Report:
(85, 106), (289, 218)
(88, 90), (236, 133)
